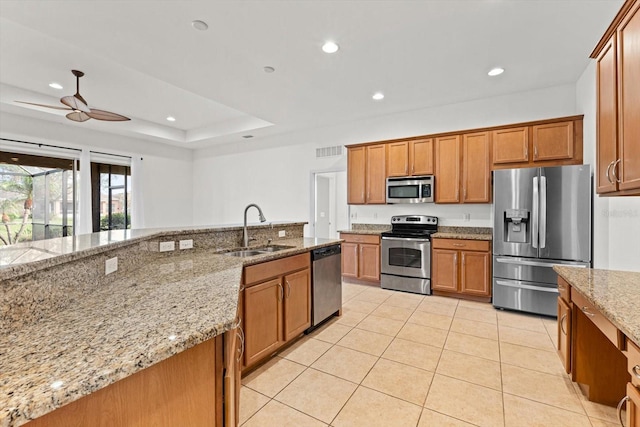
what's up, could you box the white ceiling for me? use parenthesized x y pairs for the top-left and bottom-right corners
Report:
(0, 0), (623, 149)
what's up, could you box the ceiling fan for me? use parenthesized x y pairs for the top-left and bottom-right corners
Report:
(15, 70), (130, 122)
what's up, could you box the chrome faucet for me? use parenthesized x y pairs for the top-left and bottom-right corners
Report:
(243, 203), (266, 247)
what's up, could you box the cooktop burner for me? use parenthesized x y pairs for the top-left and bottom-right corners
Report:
(381, 215), (439, 239)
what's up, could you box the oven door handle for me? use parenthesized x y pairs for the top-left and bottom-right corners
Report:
(382, 236), (431, 242)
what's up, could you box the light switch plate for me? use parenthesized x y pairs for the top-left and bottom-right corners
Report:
(278, 230), (286, 237)
(105, 257), (118, 275)
(159, 241), (175, 252)
(179, 239), (193, 250)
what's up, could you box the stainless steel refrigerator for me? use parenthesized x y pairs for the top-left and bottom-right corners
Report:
(492, 164), (592, 317)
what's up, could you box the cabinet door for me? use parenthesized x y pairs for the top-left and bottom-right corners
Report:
(341, 242), (359, 278)
(492, 127), (529, 165)
(366, 144), (387, 204)
(557, 297), (572, 374)
(347, 147), (366, 204)
(462, 132), (491, 203)
(532, 121), (574, 162)
(359, 243), (380, 281)
(435, 135), (461, 203)
(387, 141), (409, 177)
(596, 37), (620, 194)
(283, 268), (311, 341)
(627, 382), (640, 427)
(410, 139), (434, 175)
(460, 251), (490, 296)
(618, 2), (640, 192)
(244, 278), (283, 368)
(431, 249), (458, 292)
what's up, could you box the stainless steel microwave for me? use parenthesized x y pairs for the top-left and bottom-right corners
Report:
(386, 176), (434, 203)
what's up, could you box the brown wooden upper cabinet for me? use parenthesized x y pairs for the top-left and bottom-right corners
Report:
(387, 138), (433, 177)
(491, 119), (583, 170)
(435, 132), (490, 204)
(347, 144), (387, 204)
(594, 0), (640, 196)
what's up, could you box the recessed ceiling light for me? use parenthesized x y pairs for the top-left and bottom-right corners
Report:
(488, 67), (505, 76)
(166, 116), (176, 122)
(263, 66), (275, 73)
(191, 20), (208, 31)
(49, 82), (63, 90)
(372, 92), (385, 101)
(322, 41), (339, 54)
(242, 135), (254, 139)
(11, 157), (19, 162)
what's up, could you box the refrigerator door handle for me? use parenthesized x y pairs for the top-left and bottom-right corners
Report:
(532, 176), (539, 248)
(540, 175), (547, 248)
(495, 280), (559, 293)
(495, 257), (588, 268)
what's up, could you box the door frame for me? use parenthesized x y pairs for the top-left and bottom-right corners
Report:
(309, 168), (348, 238)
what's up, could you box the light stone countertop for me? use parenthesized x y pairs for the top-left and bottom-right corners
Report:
(0, 236), (340, 427)
(432, 226), (492, 241)
(554, 266), (640, 347)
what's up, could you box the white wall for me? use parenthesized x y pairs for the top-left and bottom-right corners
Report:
(0, 112), (194, 228)
(193, 84), (578, 231)
(576, 64), (640, 272)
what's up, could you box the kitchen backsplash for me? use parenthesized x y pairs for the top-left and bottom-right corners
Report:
(349, 204), (493, 228)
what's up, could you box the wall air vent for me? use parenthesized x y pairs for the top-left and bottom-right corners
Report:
(315, 145), (344, 158)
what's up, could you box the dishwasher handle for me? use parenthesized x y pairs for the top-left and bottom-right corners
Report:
(312, 244), (342, 260)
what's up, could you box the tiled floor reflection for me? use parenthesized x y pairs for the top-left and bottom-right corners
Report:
(240, 281), (621, 427)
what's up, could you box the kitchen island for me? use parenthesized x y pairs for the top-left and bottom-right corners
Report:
(0, 224), (340, 427)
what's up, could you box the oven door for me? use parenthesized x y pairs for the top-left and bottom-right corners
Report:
(381, 236), (430, 279)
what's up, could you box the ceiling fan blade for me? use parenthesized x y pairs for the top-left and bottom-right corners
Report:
(66, 111), (91, 122)
(14, 100), (72, 111)
(61, 95), (90, 113)
(86, 109), (130, 122)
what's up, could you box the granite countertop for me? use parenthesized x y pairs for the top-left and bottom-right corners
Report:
(338, 224), (390, 235)
(554, 266), (640, 347)
(432, 226), (493, 241)
(1, 236), (340, 427)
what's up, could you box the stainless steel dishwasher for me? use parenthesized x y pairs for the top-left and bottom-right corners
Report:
(310, 244), (342, 328)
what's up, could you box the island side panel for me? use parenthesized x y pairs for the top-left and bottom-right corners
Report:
(24, 336), (223, 427)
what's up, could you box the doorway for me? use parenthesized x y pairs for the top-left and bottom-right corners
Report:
(312, 171), (347, 239)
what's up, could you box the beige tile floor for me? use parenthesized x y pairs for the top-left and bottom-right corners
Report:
(240, 282), (623, 427)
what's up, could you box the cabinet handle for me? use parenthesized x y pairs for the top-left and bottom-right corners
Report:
(411, 164), (415, 175)
(560, 314), (567, 336)
(456, 188), (459, 201)
(617, 395), (629, 427)
(454, 253), (458, 264)
(606, 161), (615, 184)
(524, 145), (528, 159)
(453, 243), (465, 247)
(612, 159), (622, 183)
(633, 365), (640, 379)
(362, 190), (365, 201)
(463, 188), (467, 200)
(462, 253), (465, 266)
(278, 283), (284, 301)
(236, 325), (245, 363)
(286, 280), (291, 298)
(558, 284), (566, 291)
(581, 306), (595, 317)
(534, 145), (538, 159)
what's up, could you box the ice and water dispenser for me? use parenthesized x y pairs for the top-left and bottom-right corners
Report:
(502, 209), (529, 243)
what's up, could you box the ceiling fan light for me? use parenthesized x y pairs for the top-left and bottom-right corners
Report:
(166, 116), (176, 122)
(488, 67), (505, 76)
(49, 83), (63, 90)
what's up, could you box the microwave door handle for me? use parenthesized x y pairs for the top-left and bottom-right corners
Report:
(532, 176), (539, 249)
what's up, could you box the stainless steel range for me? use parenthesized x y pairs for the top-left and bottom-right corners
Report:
(381, 215), (438, 295)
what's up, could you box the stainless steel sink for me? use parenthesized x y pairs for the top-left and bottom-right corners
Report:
(224, 250), (265, 257)
(258, 245), (295, 252)
(223, 245), (295, 257)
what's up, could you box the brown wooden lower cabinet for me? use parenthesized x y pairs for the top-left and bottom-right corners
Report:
(339, 233), (380, 282)
(241, 252), (311, 371)
(431, 238), (491, 301)
(557, 296), (572, 374)
(626, 382), (640, 427)
(25, 336), (225, 427)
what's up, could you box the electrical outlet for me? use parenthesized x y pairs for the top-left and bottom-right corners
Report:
(278, 230), (286, 237)
(179, 239), (193, 250)
(159, 241), (175, 252)
(105, 257), (118, 275)
(373, 212), (378, 219)
(463, 213), (471, 222)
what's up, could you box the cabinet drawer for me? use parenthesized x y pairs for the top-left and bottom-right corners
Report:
(432, 238), (490, 252)
(628, 339), (640, 386)
(572, 290), (625, 350)
(558, 277), (571, 303)
(244, 253), (310, 286)
(340, 233), (380, 245)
